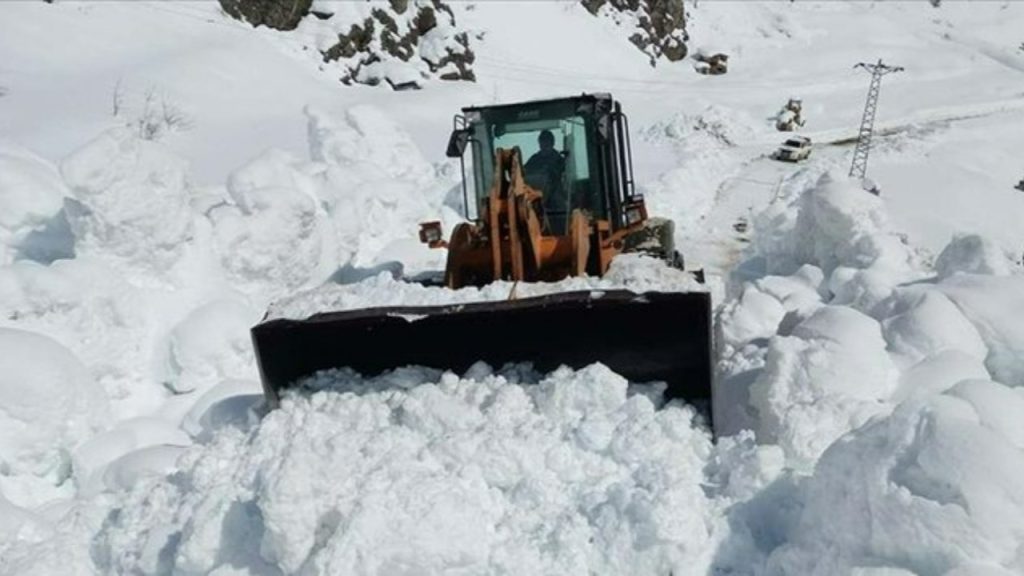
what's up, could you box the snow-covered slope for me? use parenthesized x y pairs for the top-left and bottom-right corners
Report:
(2, 1), (1024, 574)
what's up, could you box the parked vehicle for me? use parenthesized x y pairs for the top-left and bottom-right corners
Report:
(773, 135), (812, 162)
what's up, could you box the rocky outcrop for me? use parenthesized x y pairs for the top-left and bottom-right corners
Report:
(219, 0), (474, 89)
(319, 1), (474, 88)
(581, 0), (688, 65)
(218, 0), (311, 31)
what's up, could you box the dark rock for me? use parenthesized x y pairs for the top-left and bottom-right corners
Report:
(581, 0), (688, 65)
(217, 0), (312, 31)
(389, 0), (410, 14)
(320, 0), (474, 87)
(222, 0), (475, 89)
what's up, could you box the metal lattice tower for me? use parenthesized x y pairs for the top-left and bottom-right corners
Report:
(849, 59), (903, 181)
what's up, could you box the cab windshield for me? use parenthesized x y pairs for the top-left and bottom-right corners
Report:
(468, 100), (604, 235)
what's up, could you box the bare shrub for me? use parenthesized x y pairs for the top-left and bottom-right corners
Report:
(110, 82), (192, 141)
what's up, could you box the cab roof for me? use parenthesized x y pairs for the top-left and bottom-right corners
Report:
(462, 93), (613, 115)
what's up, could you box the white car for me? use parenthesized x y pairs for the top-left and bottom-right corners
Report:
(774, 135), (812, 162)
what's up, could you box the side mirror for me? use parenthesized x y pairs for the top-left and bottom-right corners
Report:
(418, 221), (447, 249)
(446, 128), (472, 158)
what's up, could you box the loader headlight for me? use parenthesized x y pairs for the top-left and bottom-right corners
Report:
(418, 221), (445, 248)
(624, 197), (647, 227)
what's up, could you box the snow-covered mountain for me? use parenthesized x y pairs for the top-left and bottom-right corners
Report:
(2, 1), (1024, 574)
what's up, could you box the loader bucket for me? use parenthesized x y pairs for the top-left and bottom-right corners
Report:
(252, 289), (713, 415)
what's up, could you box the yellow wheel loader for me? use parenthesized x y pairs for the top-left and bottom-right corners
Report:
(252, 94), (714, 421)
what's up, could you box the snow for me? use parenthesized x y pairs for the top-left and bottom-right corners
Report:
(0, 328), (108, 505)
(766, 379), (1024, 576)
(748, 304), (899, 468)
(266, 253), (705, 320)
(936, 274), (1024, 387)
(3, 1), (1024, 574)
(934, 233), (1016, 279)
(0, 143), (69, 265)
(60, 128), (194, 273)
(79, 364), (717, 575)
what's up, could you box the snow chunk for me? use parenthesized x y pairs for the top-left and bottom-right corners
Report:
(306, 105), (433, 183)
(0, 489), (45, 543)
(0, 328), (108, 483)
(180, 379), (262, 442)
(879, 286), (988, 366)
(60, 128), (194, 271)
(101, 444), (187, 494)
(72, 416), (190, 495)
(755, 172), (914, 282)
(766, 379), (1024, 576)
(91, 365), (713, 575)
(935, 233), (1014, 278)
(937, 274), (1024, 386)
(0, 143), (69, 265)
(165, 298), (260, 394)
(896, 350), (991, 403)
(211, 149), (334, 295)
(304, 106), (453, 272)
(749, 305), (898, 467)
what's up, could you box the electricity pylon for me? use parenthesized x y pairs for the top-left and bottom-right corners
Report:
(849, 59), (903, 183)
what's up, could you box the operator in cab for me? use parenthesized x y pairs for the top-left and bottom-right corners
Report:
(524, 129), (568, 224)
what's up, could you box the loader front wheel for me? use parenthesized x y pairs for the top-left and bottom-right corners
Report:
(444, 223), (476, 289)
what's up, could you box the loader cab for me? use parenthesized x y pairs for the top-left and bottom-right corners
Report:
(447, 93), (638, 235)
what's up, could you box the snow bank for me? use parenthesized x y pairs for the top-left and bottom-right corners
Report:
(878, 286), (988, 368)
(936, 274), (1024, 387)
(165, 299), (260, 395)
(716, 172), (1021, 466)
(766, 379), (1024, 576)
(753, 172), (916, 284)
(0, 328), (108, 491)
(306, 105), (456, 271)
(267, 253), (704, 320)
(209, 106), (454, 297)
(0, 143), (69, 265)
(748, 305), (898, 468)
(60, 129), (194, 272)
(306, 104), (434, 184)
(640, 104), (758, 234)
(934, 233), (1015, 278)
(90, 364), (714, 575)
(0, 257), (166, 415)
(717, 172), (1024, 570)
(210, 148), (335, 294)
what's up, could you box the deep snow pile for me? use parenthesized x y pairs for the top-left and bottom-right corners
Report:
(211, 104), (458, 298)
(766, 379), (1024, 576)
(6, 165), (1024, 575)
(716, 172), (1024, 574)
(81, 364), (716, 575)
(0, 102), (458, 519)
